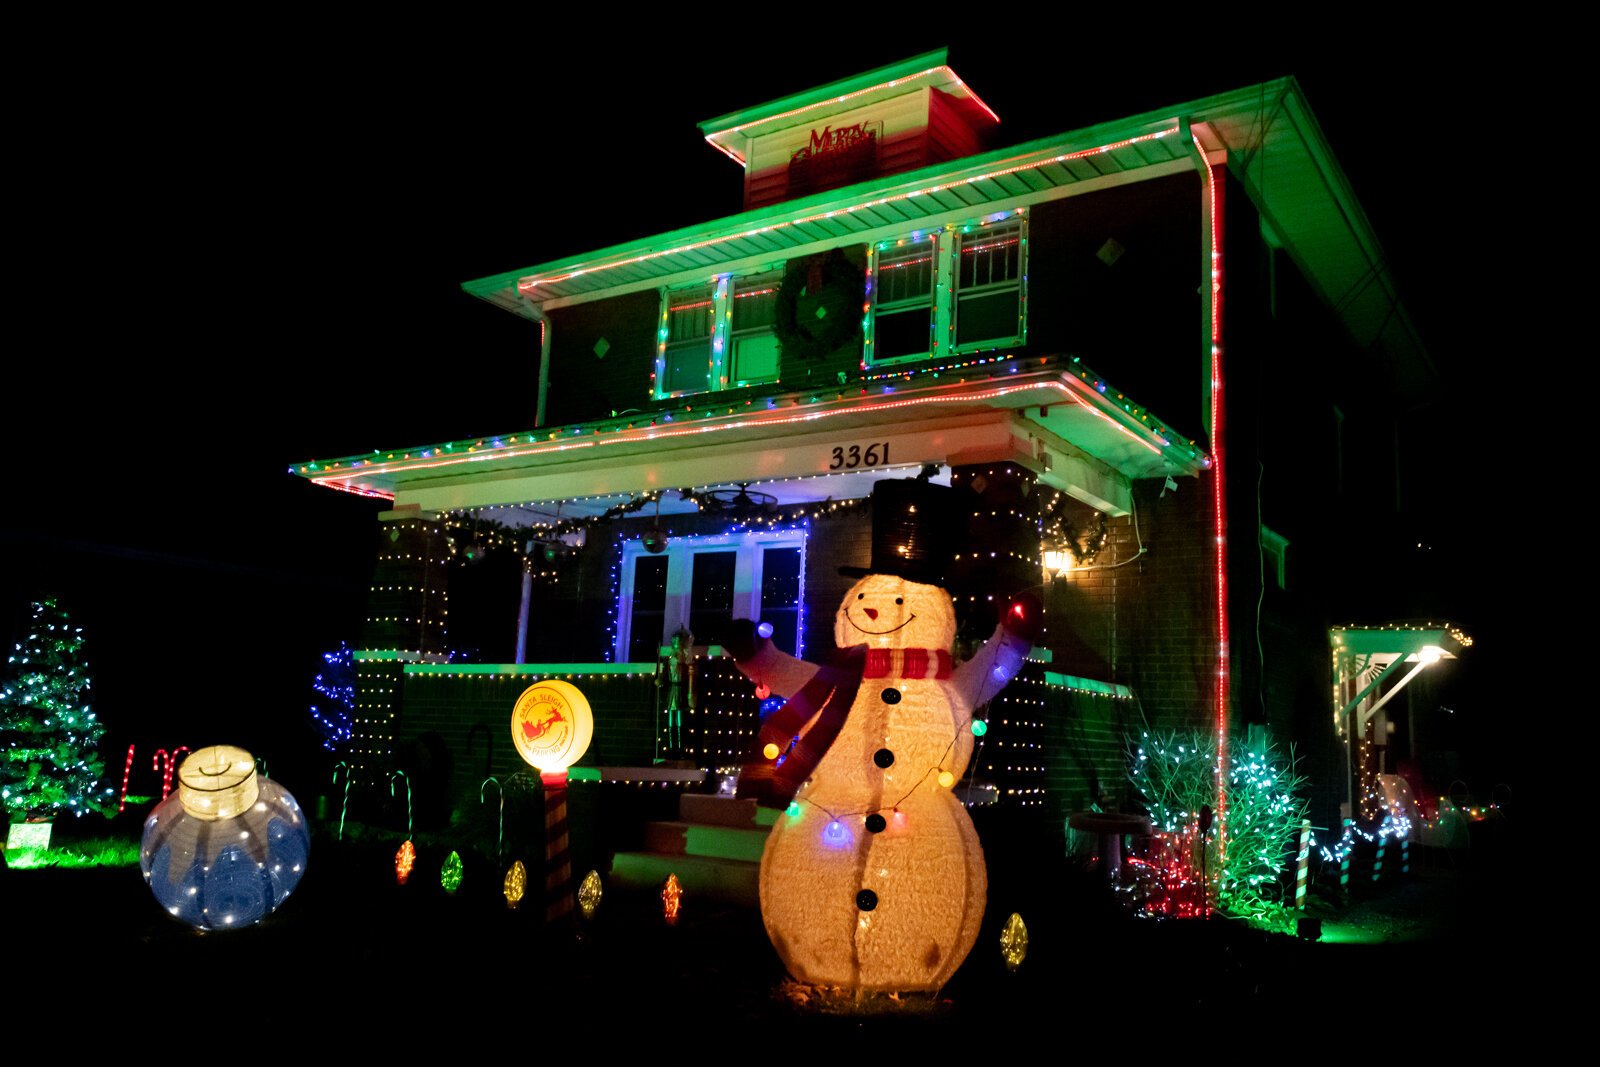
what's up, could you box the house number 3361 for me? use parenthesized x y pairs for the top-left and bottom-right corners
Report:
(829, 442), (889, 470)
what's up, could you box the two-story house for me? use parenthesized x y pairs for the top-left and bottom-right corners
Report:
(293, 52), (1437, 846)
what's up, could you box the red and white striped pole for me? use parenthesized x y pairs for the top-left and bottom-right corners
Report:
(543, 770), (573, 923)
(1295, 818), (1311, 909)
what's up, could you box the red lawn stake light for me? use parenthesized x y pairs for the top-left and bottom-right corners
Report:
(152, 746), (190, 801)
(118, 744), (136, 813)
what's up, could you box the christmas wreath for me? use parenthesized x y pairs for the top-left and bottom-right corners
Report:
(774, 247), (864, 361)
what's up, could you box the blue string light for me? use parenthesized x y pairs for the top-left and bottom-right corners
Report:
(309, 643), (356, 751)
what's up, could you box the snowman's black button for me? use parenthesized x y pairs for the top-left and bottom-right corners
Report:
(856, 889), (878, 911)
(865, 814), (887, 833)
(880, 687), (901, 705)
(873, 748), (895, 768)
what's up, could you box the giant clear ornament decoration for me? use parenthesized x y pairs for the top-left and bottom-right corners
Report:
(139, 746), (309, 931)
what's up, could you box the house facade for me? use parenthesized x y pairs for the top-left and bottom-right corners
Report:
(294, 53), (1434, 839)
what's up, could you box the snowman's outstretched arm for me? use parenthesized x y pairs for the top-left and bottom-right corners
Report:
(722, 619), (819, 699)
(951, 594), (1043, 710)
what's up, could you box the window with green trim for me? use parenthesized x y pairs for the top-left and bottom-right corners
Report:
(659, 285), (716, 396)
(870, 234), (938, 363)
(954, 219), (1025, 350)
(729, 272), (781, 387)
(655, 271), (784, 398)
(866, 212), (1027, 366)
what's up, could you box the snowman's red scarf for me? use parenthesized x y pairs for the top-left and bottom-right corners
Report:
(738, 646), (952, 808)
(862, 647), (952, 679)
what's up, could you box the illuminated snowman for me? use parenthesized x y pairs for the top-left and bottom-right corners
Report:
(731, 481), (1036, 993)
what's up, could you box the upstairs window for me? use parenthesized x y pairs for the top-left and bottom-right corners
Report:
(655, 272), (783, 398)
(729, 273), (781, 387)
(870, 234), (938, 363)
(954, 219), (1025, 350)
(866, 212), (1028, 366)
(659, 285), (716, 396)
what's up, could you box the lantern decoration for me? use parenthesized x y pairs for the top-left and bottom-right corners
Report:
(139, 745), (309, 931)
(504, 860), (528, 909)
(661, 872), (682, 925)
(999, 912), (1028, 972)
(578, 869), (603, 920)
(440, 850), (464, 894)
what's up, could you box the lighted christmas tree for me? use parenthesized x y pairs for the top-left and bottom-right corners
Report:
(0, 597), (115, 819)
(309, 642), (356, 751)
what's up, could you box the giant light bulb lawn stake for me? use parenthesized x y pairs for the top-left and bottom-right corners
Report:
(511, 679), (594, 923)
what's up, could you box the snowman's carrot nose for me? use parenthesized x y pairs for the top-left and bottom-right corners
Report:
(863, 608), (879, 620)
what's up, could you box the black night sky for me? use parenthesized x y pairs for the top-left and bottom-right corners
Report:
(6, 30), (1524, 788)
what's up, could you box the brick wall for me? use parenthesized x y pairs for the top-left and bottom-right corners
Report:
(397, 670), (657, 808)
(361, 518), (450, 654)
(1046, 478), (1217, 732)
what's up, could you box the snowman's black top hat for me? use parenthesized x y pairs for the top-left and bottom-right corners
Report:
(839, 478), (959, 586)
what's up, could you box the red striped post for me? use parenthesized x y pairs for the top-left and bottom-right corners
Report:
(543, 771), (573, 923)
(1295, 818), (1311, 909)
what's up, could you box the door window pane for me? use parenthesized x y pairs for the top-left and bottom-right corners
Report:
(627, 555), (670, 661)
(688, 550), (737, 642)
(760, 546), (802, 654)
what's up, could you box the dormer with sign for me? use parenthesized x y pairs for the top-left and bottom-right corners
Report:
(699, 50), (1001, 210)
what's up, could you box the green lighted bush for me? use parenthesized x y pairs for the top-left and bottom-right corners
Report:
(1128, 730), (1310, 920)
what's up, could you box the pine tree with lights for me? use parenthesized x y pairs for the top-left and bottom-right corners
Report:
(309, 642), (356, 751)
(0, 597), (115, 819)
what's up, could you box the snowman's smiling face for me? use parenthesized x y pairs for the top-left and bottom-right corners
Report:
(835, 574), (956, 650)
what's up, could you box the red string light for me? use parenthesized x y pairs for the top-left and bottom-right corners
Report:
(1194, 136), (1229, 855)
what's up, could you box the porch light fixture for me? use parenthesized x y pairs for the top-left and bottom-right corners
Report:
(1041, 547), (1073, 580)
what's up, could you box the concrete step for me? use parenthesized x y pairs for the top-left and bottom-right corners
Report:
(676, 792), (785, 828)
(609, 850), (759, 906)
(678, 793), (758, 827)
(643, 820), (769, 862)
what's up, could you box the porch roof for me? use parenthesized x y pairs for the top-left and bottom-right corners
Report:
(1332, 622), (1473, 665)
(290, 357), (1209, 517)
